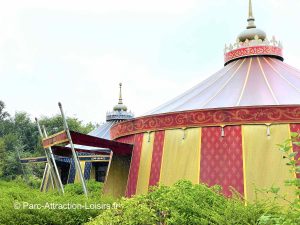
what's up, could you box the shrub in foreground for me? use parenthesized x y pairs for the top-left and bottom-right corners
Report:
(0, 180), (115, 225)
(87, 180), (281, 225)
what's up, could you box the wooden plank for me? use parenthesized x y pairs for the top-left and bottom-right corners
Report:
(42, 130), (69, 148)
(20, 157), (48, 164)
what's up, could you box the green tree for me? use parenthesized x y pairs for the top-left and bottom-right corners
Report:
(0, 138), (6, 177)
(0, 100), (96, 180)
(0, 100), (9, 120)
(39, 115), (95, 135)
(13, 112), (39, 153)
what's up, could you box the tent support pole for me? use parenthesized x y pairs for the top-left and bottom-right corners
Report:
(42, 125), (65, 194)
(58, 102), (88, 197)
(35, 118), (63, 194)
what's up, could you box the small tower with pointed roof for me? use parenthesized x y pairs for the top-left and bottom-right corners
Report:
(106, 83), (134, 122)
(224, 0), (283, 65)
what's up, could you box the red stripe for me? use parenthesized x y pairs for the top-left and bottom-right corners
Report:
(200, 126), (244, 197)
(290, 124), (300, 179)
(148, 131), (165, 188)
(125, 133), (144, 197)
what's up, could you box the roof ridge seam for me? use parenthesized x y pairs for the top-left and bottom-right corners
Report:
(257, 57), (279, 105)
(172, 60), (240, 111)
(237, 58), (253, 106)
(201, 58), (246, 108)
(263, 58), (300, 93)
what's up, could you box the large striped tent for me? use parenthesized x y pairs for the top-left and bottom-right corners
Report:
(104, 0), (300, 202)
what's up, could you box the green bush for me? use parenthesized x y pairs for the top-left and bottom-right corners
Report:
(0, 180), (115, 225)
(87, 180), (281, 225)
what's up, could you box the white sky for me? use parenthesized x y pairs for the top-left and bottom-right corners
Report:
(1, 0), (300, 123)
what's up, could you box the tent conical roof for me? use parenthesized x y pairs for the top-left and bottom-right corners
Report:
(148, 57), (300, 115)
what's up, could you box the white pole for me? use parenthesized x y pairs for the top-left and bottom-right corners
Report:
(35, 118), (62, 193)
(42, 125), (65, 194)
(58, 102), (88, 197)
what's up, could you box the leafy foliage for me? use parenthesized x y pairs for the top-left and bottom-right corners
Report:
(39, 115), (96, 136)
(257, 132), (300, 225)
(87, 180), (280, 225)
(0, 180), (115, 225)
(0, 100), (9, 120)
(0, 100), (96, 180)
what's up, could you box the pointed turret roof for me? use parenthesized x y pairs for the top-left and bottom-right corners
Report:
(107, 83), (134, 121)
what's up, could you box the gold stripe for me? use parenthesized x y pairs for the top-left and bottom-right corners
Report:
(242, 124), (295, 204)
(237, 58), (252, 106)
(201, 59), (246, 107)
(159, 128), (201, 186)
(257, 57), (279, 105)
(136, 132), (155, 194)
(269, 58), (300, 78)
(198, 129), (202, 183)
(264, 58), (300, 92)
(159, 132), (167, 183)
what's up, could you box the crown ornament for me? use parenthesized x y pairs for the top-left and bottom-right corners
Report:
(224, 0), (283, 65)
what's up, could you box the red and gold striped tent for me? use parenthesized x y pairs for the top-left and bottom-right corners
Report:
(104, 0), (300, 202)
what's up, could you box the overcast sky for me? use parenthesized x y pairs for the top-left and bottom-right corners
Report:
(1, 0), (300, 124)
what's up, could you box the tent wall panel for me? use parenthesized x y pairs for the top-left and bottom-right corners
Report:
(84, 162), (92, 180)
(159, 128), (201, 186)
(200, 126), (244, 197)
(74, 161), (86, 183)
(125, 133), (144, 197)
(68, 161), (76, 183)
(103, 155), (131, 198)
(242, 124), (295, 203)
(136, 132), (155, 195)
(148, 131), (165, 188)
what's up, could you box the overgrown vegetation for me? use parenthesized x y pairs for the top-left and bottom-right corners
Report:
(87, 180), (280, 225)
(0, 179), (115, 225)
(0, 100), (96, 180)
(257, 132), (300, 225)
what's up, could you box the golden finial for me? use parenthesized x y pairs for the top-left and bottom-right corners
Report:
(118, 83), (123, 104)
(247, 0), (256, 29)
(248, 0), (253, 19)
(113, 82), (127, 111)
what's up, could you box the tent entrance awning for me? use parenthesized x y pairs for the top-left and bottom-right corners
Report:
(42, 130), (133, 156)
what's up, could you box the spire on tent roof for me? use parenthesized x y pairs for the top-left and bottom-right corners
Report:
(247, 0), (256, 29)
(118, 83), (123, 105)
(113, 83), (127, 112)
(237, 0), (266, 42)
(223, 0), (283, 65)
(106, 83), (134, 122)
